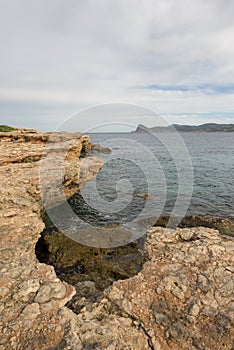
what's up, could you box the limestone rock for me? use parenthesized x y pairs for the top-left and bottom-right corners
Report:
(36, 230), (143, 289)
(0, 128), (103, 349)
(107, 227), (234, 350)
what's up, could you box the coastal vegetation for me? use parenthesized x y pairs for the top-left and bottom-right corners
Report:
(0, 125), (17, 132)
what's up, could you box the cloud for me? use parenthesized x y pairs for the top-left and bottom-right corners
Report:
(0, 0), (234, 131)
(143, 84), (234, 94)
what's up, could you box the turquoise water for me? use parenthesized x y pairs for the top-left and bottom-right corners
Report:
(76, 132), (233, 222)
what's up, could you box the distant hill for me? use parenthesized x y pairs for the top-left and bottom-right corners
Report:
(133, 123), (234, 133)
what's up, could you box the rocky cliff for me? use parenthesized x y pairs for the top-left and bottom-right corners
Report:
(0, 128), (233, 350)
(133, 123), (234, 133)
(0, 128), (104, 349)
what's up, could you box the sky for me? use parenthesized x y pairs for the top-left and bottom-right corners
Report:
(0, 0), (234, 132)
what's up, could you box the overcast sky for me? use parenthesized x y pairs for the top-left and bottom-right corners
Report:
(1, 0), (234, 131)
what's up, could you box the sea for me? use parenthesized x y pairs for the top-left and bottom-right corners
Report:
(75, 131), (234, 224)
(44, 131), (233, 247)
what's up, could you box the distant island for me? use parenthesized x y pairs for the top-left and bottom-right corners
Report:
(133, 123), (234, 133)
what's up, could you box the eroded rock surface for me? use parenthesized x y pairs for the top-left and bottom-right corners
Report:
(0, 128), (103, 349)
(39, 226), (233, 350)
(107, 227), (234, 350)
(36, 230), (143, 313)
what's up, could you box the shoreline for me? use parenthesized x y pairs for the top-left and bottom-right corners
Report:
(0, 127), (233, 349)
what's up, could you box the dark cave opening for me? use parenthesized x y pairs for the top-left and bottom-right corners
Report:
(35, 213), (144, 313)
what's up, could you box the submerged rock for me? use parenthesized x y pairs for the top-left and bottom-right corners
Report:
(155, 214), (234, 236)
(88, 143), (112, 155)
(36, 230), (143, 313)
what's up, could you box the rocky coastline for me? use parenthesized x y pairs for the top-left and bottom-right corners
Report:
(0, 128), (233, 349)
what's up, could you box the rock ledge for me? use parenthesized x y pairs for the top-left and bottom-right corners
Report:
(0, 128), (103, 349)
